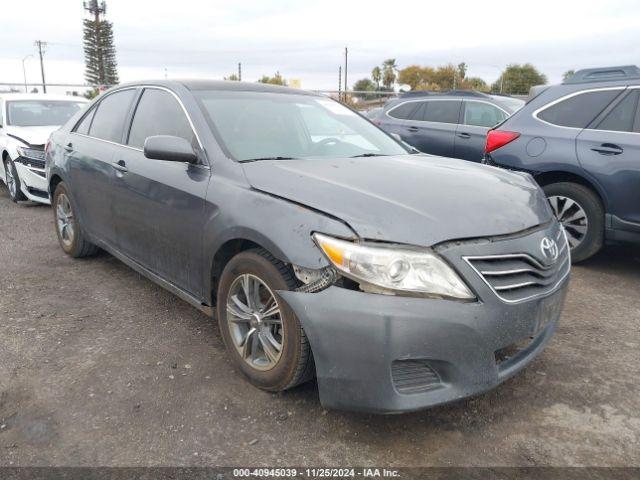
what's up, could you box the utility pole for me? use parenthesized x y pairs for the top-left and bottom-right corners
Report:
(344, 47), (348, 100)
(22, 55), (33, 93)
(35, 40), (47, 93)
(238, 62), (242, 81)
(338, 66), (342, 101)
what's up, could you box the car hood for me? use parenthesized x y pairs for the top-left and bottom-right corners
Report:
(242, 155), (552, 247)
(4, 125), (58, 146)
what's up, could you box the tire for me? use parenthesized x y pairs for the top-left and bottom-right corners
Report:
(543, 182), (604, 262)
(4, 157), (28, 202)
(52, 182), (99, 258)
(216, 248), (315, 391)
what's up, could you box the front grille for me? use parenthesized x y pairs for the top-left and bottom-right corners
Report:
(21, 158), (46, 170)
(465, 229), (570, 303)
(391, 360), (441, 394)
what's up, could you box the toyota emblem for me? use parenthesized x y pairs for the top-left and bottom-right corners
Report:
(540, 237), (559, 263)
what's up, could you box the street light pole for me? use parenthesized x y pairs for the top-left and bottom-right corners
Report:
(22, 55), (33, 93)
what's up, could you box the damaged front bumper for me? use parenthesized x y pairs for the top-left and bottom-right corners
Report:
(279, 282), (567, 413)
(14, 157), (50, 204)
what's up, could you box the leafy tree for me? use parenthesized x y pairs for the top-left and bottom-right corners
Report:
(381, 59), (398, 89)
(83, 0), (119, 86)
(258, 72), (287, 86)
(371, 66), (381, 89)
(562, 70), (576, 82)
(492, 63), (547, 95)
(353, 78), (377, 100)
(462, 76), (489, 92)
(398, 65), (431, 90)
(225, 73), (239, 81)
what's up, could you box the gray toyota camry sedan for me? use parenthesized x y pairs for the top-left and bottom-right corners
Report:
(46, 80), (570, 413)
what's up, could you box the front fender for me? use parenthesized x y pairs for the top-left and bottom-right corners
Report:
(202, 177), (356, 304)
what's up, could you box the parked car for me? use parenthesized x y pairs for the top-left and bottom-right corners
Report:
(378, 90), (524, 161)
(47, 81), (569, 413)
(484, 65), (640, 262)
(0, 94), (87, 204)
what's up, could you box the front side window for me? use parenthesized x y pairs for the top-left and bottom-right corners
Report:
(420, 100), (461, 124)
(463, 101), (507, 127)
(127, 89), (196, 149)
(89, 89), (136, 143)
(6, 100), (85, 127)
(195, 91), (408, 161)
(594, 90), (640, 133)
(537, 89), (621, 128)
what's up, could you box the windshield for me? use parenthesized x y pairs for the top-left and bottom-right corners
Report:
(195, 91), (409, 161)
(6, 100), (85, 127)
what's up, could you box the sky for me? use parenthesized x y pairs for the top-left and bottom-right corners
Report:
(1, 0), (639, 94)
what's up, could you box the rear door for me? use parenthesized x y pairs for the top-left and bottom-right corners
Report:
(111, 87), (210, 297)
(403, 99), (461, 157)
(67, 88), (137, 246)
(455, 100), (508, 162)
(576, 87), (640, 225)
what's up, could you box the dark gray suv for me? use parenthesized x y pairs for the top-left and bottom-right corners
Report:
(46, 80), (569, 413)
(484, 65), (640, 262)
(378, 91), (524, 161)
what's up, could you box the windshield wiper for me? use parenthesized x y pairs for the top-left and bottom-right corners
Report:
(349, 153), (388, 158)
(240, 156), (297, 162)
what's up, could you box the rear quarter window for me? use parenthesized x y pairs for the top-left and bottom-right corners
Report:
(537, 89), (622, 128)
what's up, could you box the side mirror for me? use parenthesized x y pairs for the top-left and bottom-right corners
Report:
(143, 135), (197, 163)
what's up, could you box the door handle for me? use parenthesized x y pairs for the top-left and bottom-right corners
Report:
(407, 126), (419, 132)
(112, 160), (128, 173)
(64, 142), (73, 152)
(456, 132), (471, 139)
(591, 143), (623, 155)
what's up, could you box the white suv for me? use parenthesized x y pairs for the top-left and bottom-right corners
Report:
(1, 94), (87, 204)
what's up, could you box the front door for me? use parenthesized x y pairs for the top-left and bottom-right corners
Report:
(111, 87), (210, 297)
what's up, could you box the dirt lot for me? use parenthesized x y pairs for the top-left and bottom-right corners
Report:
(0, 186), (639, 467)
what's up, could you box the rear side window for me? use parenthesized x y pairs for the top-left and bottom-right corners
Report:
(420, 100), (460, 124)
(594, 90), (640, 133)
(89, 89), (136, 142)
(463, 101), (507, 127)
(127, 89), (196, 149)
(537, 89), (621, 128)
(387, 102), (419, 120)
(74, 108), (95, 135)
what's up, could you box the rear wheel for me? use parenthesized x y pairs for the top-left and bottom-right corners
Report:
(543, 182), (604, 262)
(4, 157), (27, 202)
(216, 249), (315, 391)
(52, 182), (99, 258)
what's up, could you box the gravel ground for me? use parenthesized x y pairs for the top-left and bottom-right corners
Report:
(0, 185), (639, 467)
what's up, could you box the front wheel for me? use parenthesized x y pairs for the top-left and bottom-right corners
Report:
(4, 157), (27, 202)
(216, 249), (315, 391)
(543, 182), (604, 262)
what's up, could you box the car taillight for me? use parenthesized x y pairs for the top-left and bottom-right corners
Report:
(485, 130), (520, 154)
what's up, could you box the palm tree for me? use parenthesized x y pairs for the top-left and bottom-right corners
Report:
(382, 59), (398, 89)
(371, 66), (381, 89)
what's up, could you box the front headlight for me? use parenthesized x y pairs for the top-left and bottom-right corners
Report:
(313, 233), (474, 300)
(17, 146), (45, 162)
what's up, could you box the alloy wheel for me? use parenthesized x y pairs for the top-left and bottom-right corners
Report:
(226, 273), (284, 371)
(56, 193), (76, 248)
(547, 195), (588, 249)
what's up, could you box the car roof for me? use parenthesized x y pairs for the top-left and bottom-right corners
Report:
(111, 79), (319, 97)
(384, 91), (524, 112)
(0, 93), (88, 102)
